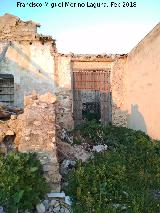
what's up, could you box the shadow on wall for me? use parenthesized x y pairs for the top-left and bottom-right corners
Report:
(11, 44), (51, 79)
(0, 53), (73, 129)
(0, 58), (57, 107)
(127, 104), (147, 134)
(0, 44), (148, 135)
(0, 43), (57, 107)
(0, 43), (74, 129)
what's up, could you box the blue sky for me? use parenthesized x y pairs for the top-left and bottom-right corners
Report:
(0, 0), (160, 53)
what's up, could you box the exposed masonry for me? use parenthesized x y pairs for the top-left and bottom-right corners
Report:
(0, 13), (128, 130)
(8, 92), (61, 192)
(0, 13), (56, 45)
(0, 13), (160, 193)
(53, 53), (128, 128)
(0, 14), (159, 141)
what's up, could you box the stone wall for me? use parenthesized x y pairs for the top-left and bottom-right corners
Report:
(8, 92), (61, 192)
(111, 57), (128, 126)
(55, 55), (73, 129)
(0, 13), (38, 41)
(0, 13), (56, 44)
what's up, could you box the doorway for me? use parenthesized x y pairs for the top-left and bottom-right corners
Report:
(72, 70), (111, 126)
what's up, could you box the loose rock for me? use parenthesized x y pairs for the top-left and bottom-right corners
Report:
(60, 160), (76, 175)
(53, 205), (60, 212)
(50, 199), (59, 207)
(36, 203), (46, 213)
(92, 144), (108, 152)
(5, 129), (15, 136)
(0, 206), (5, 213)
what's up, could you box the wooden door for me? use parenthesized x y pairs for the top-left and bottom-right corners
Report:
(72, 70), (111, 126)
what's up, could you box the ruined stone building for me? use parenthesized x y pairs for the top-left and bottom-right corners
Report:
(0, 13), (160, 139)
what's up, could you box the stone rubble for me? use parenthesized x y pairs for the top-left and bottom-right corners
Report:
(36, 203), (46, 213)
(57, 140), (92, 163)
(0, 103), (23, 119)
(0, 91), (110, 213)
(153, 190), (160, 200)
(0, 13), (39, 41)
(55, 90), (73, 130)
(0, 207), (5, 213)
(60, 160), (76, 175)
(92, 144), (108, 152)
(0, 195), (72, 213)
(58, 129), (73, 144)
(8, 92), (61, 192)
(0, 121), (16, 155)
(36, 192), (72, 213)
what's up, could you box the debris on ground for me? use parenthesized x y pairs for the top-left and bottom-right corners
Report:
(0, 207), (5, 213)
(36, 192), (72, 213)
(0, 103), (23, 119)
(0, 121), (16, 155)
(92, 144), (108, 152)
(57, 140), (92, 163)
(60, 160), (76, 175)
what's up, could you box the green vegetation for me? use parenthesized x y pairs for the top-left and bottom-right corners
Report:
(0, 152), (49, 212)
(66, 121), (160, 212)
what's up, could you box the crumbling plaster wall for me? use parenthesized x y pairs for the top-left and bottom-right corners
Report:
(111, 57), (127, 127)
(125, 23), (160, 139)
(0, 13), (128, 130)
(8, 92), (61, 192)
(55, 54), (73, 129)
(0, 14), (56, 107)
(0, 41), (56, 107)
(54, 54), (121, 130)
(71, 55), (127, 127)
(0, 13), (39, 41)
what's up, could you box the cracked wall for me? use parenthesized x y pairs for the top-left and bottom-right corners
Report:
(8, 92), (61, 192)
(0, 14), (57, 107)
(111, 57), (128, 127)
(55, 54), (73, 129)
(71, 55), (127, 127)
(0, 13), (128, 129)
(1, 13), (159, 139)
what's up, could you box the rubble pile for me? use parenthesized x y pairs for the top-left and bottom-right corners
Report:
(36, 192), (72, 213)
(0, 192), (72, 213)
(16, 92), (61, 192)
(6, 92), (61, 192)
(0, 120), (16, 155)
(0, 91), (109, 213)
(0, 13), (39, 41)
(0, 103), (22, 120)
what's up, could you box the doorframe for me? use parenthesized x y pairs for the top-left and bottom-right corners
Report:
(71, 68), (112, 127)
